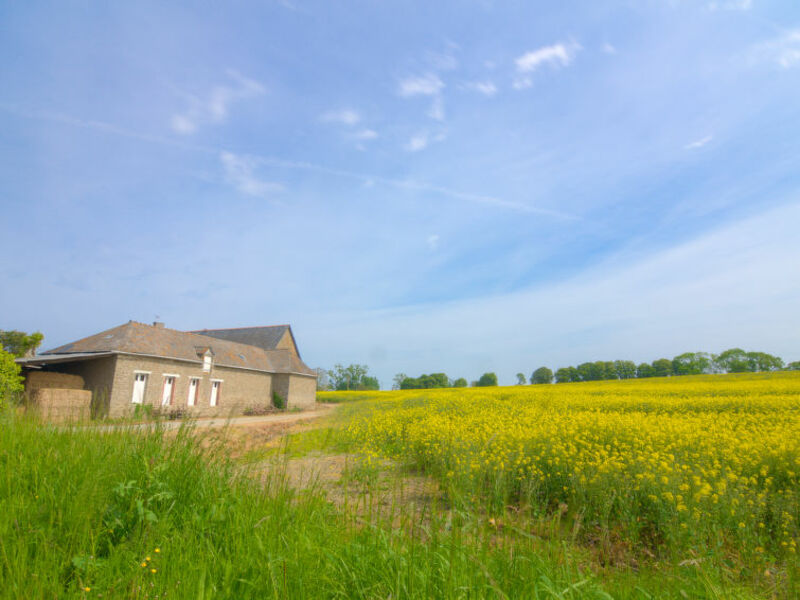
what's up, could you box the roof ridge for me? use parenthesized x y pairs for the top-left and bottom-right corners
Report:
(191, 325), (290, 332)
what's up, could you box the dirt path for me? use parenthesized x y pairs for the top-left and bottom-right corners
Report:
(99, 403), (337, 431)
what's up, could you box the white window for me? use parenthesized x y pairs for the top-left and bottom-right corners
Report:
(203, 353), (212, 373)
(131, 373), (148, 404)
(209, 380), (221, 407)
(187, 378), (199, 406)
(162, 376), (176, 407)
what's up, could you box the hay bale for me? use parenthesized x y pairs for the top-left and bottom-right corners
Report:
(25, 371), (85, 393)
(30, 388), (92, 422)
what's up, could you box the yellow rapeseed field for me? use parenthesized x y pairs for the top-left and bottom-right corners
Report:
(326, 372), (800, 561)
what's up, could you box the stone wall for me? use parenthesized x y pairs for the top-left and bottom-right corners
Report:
(110, 354), (273, 418)
(272, 373), (316, 409)
(25, 371), (85, 393)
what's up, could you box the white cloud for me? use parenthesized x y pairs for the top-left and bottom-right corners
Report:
(220, 151), (284, 198)
(749, 30), (800, 69)
(685, 135), (713, 149)
(513, 41), (581, 89)
(405, 133), (430, 152)
(353, 128), (378, 140)
(398, 73), (445, 97)
(464, 81), (498, 97)
(427, 234), (440, 251)
(171, 71), (265, 135)
(708, 0), (752, 10)
(602, 42), (617, 55)
(321, 108), (361, 126)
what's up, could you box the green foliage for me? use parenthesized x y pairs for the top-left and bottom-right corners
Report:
(399, 372), (450, 389)
(672, 352), (713, 376)
(530, 366), (553, 384)
(0, 329), (44, 357)
(614, 360), (637, 380)
(788, 361), (800, 371)
(452, 377), (467, 387)
(515, 372), (527, 385)
(327, 363), (378, 391)
(272, 391), (286, 409)
(476, 372), (498, 387)
(0, 348), (24, 405)
(636, 362), (655, 378)
(554, 366), (578, 383)
(651, 358), (673, 377)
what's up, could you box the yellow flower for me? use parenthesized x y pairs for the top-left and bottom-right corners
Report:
(83, 587), (91, 592)
(151, 568), (158, 573)
(154, 548), (160, 553)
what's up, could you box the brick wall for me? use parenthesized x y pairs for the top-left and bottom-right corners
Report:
(110, 354), (273, 418)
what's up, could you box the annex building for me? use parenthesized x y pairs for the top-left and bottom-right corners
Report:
(17, 321), (317, 419)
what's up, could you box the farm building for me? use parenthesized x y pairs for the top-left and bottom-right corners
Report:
(16, 321), (317, 419)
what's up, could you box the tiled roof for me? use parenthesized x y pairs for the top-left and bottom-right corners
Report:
(191, 326), (293, 353)
(42, 321), (315, 376)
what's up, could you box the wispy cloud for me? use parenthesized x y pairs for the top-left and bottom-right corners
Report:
(707, 0), (752, 10)
(320, 108), (361, 125)
(513, 41), (581, 89)
(464, 81), (498, 97)
(220, 151), (284, 199)
(427, 234), (440, 251)
(685, 135), (713, 149)
(404, 131), (446, 152)
(398, 73), (447, 121)
(602, 42), (617, 55)
(398, 73), (445, 97)
(749, 30), (800, 69)
(353, 128), (378, 140)
(3, 105), (571, 218)
(171, 71), (265, 134)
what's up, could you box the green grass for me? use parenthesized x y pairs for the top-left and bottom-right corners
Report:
(0, 406), (775, 599)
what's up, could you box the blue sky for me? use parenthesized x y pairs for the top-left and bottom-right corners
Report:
(1, 1), (799, 386)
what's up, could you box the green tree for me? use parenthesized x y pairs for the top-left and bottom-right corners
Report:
(576, 362), (602, 382)
(614, 360), (637, 380)
(636, 362), (655, 378)
(326, 364), (376, 391)
(476, 372), (498, 387)
(453, 377), (468, 387)
(392, 373), (407, 390)
(0, 348), (24, 405)
(745, 351), (783, 372)
(651, 358), (673, 377)
(530, 366), (553, 384)
(554, 367), (577, 383)
(0, 330), (44, 358)
(787, 361), (800, 371)
(361, 375), (380, 390)
(515, 372), (527, 385)
(714, 348), (750, 373)
(672, 352), (712, 376)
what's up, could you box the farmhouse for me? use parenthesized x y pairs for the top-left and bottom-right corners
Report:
(16, 321), (317, 419)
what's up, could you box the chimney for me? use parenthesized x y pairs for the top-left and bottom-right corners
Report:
(153, 321), (165, 329)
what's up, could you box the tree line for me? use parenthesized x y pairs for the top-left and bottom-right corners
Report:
(529, 348), (796, 384)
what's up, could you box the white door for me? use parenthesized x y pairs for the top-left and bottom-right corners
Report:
(210, 381), (220, 407)
(131, 373), (147, 404)
(187, 379), (198, 406)
(162, 376), (175, 406)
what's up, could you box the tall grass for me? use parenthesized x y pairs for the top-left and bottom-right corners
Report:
(0, 407), (652, 599)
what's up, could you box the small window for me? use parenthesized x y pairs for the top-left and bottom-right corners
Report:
(210, 380), (221, 407)
(203, 353), (212, 373)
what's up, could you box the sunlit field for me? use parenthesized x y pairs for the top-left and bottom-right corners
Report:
(321, 372), (800, 592)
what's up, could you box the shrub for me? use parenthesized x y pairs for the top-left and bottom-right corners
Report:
(272, 391), (286, 410)
(0, 349), (23, 407)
